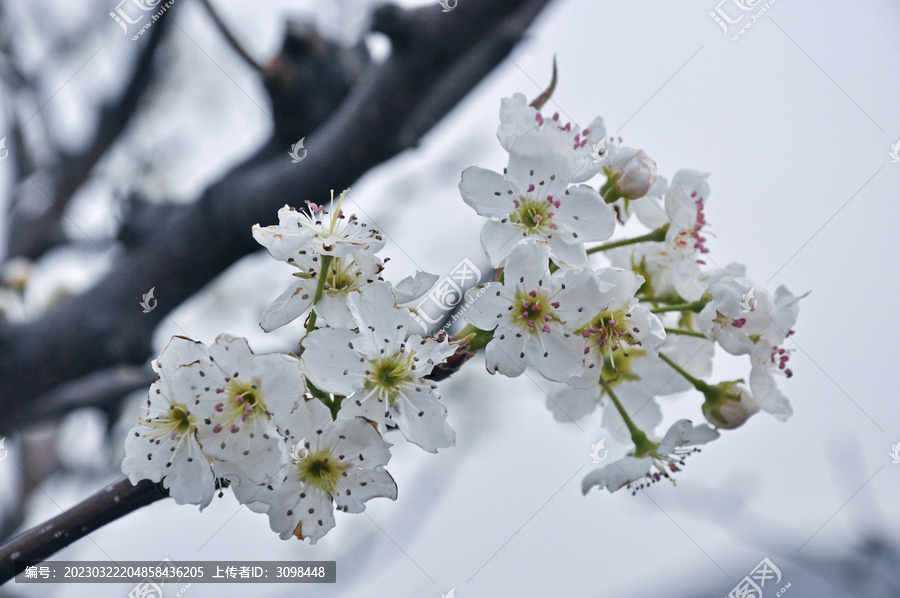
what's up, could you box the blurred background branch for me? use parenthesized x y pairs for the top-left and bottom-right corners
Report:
(0, 0), (553, 574)
(0, 0), (553, 433)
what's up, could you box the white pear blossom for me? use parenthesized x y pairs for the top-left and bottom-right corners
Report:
(252, 191), (385, 260)
(187, 335), (307, 488)
(582, 420), (719, 495)
(550, 333), (713, 441)
(698, 276), (774, 355)
(571, 267), (666, 387)
(257, 245), (385, 331)
(497, 92), (607, 183)
(122, 336), (219, 509)
(242, 398), (397, 544)
(460, 110), (616, 269)
(613, 170), (714, 302)
(747, 285), (807, 420)
(301, 283), (457, 452)
(464, 242), (600, 382)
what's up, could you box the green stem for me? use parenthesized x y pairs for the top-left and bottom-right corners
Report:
(305, 255), (333, 333)
(587, 224), (668, 254)
(598, 377), (658, 458)
(657, 352), (709, 392)
(663, 327), (707, 339)
(650, 296), (708, 314)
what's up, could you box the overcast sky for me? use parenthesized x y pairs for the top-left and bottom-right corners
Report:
(5, 0), (900, 597)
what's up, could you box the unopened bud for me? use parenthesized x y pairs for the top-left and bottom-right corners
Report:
(701, 381), (759, 429)
(606, 148), (657, 200)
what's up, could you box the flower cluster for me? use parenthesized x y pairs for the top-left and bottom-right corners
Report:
(124, 190), (456, 543)
(124, 81), (807, 546)
(459, 91), (806, 495)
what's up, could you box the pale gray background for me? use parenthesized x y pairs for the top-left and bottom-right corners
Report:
(2, 0), (899, 596)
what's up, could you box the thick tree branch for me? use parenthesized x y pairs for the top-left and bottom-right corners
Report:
(0, 479), (169, 584)
(0, 0), (553, 432)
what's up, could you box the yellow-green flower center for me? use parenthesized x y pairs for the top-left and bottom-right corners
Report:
(511, 196), (554, 235)
(511, 288), (558, 334)
(140, 403), (196, 442)
(297, 450), (348, 495)
(364, 353), (415, 403)
(326, 257), (364, 292)
(213, 379), (267, 433)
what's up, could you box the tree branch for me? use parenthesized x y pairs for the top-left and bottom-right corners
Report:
(198, 0), (264, 73)
(0, 479), (169, 584)
(0, 0), (553, 430)
(5, 7), (175, 260)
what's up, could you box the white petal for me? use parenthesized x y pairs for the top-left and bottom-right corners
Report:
(582, 456), (653, 494)
(348, 282), (412, 356)
(329, 416), (393, 468)
(750, 362), (793, 421)
(480, 219), (525, 268)
(463, 283), (508, 331)
(554, 185), (616, 243)
(259, 278), (317, 332)
(546, 234), (588, 270)
(301, 328), (366, 396)
(526, 326), (585, 382)
(392, 386), (455, 452)
(459, 166), (516, 218)
(484, 331), (528, 377)
(314, 292), (355, 329)
(335, 467), (397, 513)
(595, 267), (644, 310)
(504, 241), (552, 290)
(553, 268), (602, 328)
(407, 335), (457, 377)
(393, 271), (440, 304)
(658, 419), (719, 454)
(122, 429), (217, 510)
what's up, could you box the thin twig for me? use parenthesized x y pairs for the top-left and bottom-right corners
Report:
(198, 0), (264, 72)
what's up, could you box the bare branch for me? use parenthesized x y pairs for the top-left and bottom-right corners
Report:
(198, 0), (264, 73)
(5, 6), (175, 260)
(0, 478), (169, 583)
(0, 0), (554, 429)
